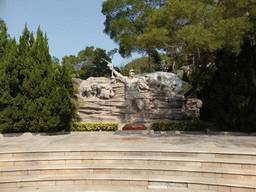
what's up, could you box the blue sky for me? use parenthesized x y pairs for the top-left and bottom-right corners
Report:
(0, 0), (143, 67)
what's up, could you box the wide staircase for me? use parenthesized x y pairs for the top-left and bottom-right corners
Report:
(0, 150), (256, 192)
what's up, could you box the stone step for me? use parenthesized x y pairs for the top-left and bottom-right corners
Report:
(1, 185), (219, 192)
(1, 163), (255, 181)
(1, 173), (256, 191)
(1, 155), (256, 170)
(1, 185), (220, 192)
(1, 150), (256, 160)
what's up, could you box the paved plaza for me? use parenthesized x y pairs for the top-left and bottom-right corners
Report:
(1, 132), (256, 155)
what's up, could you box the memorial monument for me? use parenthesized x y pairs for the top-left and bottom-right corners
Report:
(73, 61), (202, 125)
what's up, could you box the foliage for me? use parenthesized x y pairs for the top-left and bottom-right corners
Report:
(182, 71), (189, 82)
(0, 24), (75, 133)
(119, 63), (141, 77)
(159, 53), (187, 72)
(137, 0), (256, 97)
(102, 0), (165, 57)
(62, 46), (119, 79)
(120, 55), (156, 76)
(201, 37), (256, 133)
(102, 0), (165, 71)
(152, 121), (210, 132)
(70, 122), (118, 132)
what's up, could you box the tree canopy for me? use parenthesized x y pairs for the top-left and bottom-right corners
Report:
(102, 0), (166, 58)
(137, 0), (256, 97)
(62, 46), (119, 80)
(102, 0), (166, 71)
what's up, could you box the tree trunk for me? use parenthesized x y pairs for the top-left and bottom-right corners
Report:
(148, 53), (151, 72)
(184, 54), (208, 98)
(172, 61), (175, 71)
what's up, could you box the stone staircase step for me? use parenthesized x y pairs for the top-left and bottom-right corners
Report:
(1, 155), (256, 170)
(1, 163), (256, 181)
(1, 173), (256, 191)
(1, 150), (256, 191)
(0, 185), (220, 192)
(1, 150), (256, 160)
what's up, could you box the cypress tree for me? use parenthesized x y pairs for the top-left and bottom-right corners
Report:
(0, 24), (75, 132)
(0, 24), (21, 132)
(13, 24), (34, 131)
(20, 26), (71, 132)
(49, 64), (75, 131)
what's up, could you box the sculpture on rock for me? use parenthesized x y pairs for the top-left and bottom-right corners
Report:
(73, 65), (203, 124)
(144, 74), (161, 92)
(107, 62), (154, 122)
(106, 61), (192, 123)
(144, 74), (183, 100)
(110, 76), (116, 84)
(82, 82), (114, 99)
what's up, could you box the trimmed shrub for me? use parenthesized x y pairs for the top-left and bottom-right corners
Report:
(71, 122), (118, 132)
(152, 121), (211, 132)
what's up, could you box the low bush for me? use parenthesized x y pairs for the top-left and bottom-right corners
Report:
(70, 122), (118, 132)
(152, 121), (211, 132)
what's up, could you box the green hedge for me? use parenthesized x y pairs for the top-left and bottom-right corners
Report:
(70, 122), (118, 132)
(152, 121), (211, 132)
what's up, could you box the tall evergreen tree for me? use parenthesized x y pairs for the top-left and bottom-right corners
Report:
(0, 24), (75, 132)
(51, 64), (76, 129)
(0, 23), (19, 131)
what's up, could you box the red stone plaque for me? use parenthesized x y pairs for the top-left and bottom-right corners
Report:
(122, 124), (147, 130)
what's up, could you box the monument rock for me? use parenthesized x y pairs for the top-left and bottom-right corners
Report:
(73, 71), (202, 124)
